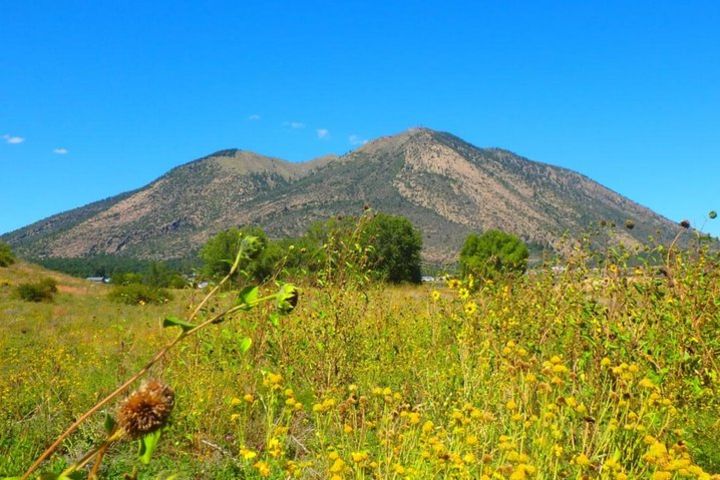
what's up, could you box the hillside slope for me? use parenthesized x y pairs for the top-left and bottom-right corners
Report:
(3, 128), (678, 263)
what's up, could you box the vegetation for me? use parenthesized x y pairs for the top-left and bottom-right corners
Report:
(15, 277), (58, 302)
(200, 227), (269, 281)
(359, 213), (423, 283)
(108, 283), (173, 305)
(0, 241), (15, 267)
(459, 229), (529, 279)
(37, 255), (158, 278)
(2, 226), (720, 479)
(111, 262), (187, 289)
(200, 212), (423, 285)
(4, 129), (685, 265)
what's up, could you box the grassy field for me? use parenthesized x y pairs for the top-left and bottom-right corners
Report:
(1, 248), (720, 479)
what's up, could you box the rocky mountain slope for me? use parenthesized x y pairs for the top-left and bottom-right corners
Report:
(3, 128), (679, 264)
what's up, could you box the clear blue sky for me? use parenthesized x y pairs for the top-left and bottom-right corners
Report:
(2, 0), (718, 237)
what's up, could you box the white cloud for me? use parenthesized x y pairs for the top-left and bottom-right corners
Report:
(3, 134), (25, 144)
(283, 121), (305, 129)
(349, 134), (368, 146)
(248, 114), (261, 121)
(53, 147), (68, 155)
(317, 128), (329, 139)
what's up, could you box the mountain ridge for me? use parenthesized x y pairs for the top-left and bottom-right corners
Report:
(3, 128), (679, 264)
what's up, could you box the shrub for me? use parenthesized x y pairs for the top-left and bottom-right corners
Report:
(361, 213), (423, 283)
(200, 227), (267, 281)
(459, 229), (529, 280)
(16, 277), (58, 302)
(0, 241), (16, 267)
(108, 283), (173, 305)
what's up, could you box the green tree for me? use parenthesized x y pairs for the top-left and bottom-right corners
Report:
(0, 241), (15, 267)
(142, 261), (186, 288)
(362, 213), (423, 283)
(199, 226), (267, 281)
(459, 229), (529, 279)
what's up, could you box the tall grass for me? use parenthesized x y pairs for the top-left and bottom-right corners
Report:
(1, 236), (719, 479)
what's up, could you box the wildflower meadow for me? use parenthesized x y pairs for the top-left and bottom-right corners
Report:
(1, 231), (719, 479)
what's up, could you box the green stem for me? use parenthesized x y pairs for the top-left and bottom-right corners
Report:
(21, 244), (256, 479)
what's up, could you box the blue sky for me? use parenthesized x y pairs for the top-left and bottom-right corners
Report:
(1, 0), (718, 237)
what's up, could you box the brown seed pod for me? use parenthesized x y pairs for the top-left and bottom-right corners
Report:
(118, 380), (175, 438)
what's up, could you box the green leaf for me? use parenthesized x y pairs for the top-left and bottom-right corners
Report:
(240, 235), (263, 259)
(237, 285), (259, 310)
(276, 283), (299, 314)
(138, 429), (163, 464)
(104, 411), (116, 434)
(239, 336), (252, 353)
(268, 312), (280, 327)
(162, 316), (196, 332)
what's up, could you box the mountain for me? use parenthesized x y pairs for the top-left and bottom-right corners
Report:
(2, 128), (679, 264)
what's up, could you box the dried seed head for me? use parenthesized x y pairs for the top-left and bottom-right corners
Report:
(118, 380), (175, 438)
(680, 219), (691, 229)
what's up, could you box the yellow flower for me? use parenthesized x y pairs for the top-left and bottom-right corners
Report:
(574, 453), (590, 467)
(422, 420), (434, 434)
(268, 437), (282, 457)
(254, 460), (271, 477)
(651, 472), (672, 480)
(329, 458), (346, 474)
(351, 451), (369, 463)
(431, 290), (441, 301)
(263, 372), (283, 389)
(240, 447), (257, 460)
(464, 301), (478, 315)
(639, 377), (656, 389)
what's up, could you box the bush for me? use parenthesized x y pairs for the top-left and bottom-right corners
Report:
(198, 213), (423, 284)
(108, 283), (173, 305)
(459, 229), (529, 280)
(361, 213), (423, 283)
(0, 241), (15, 267)
(110, 272), (144, 286)
(200, 227), (267, 281)
(16, 278), (58, 302)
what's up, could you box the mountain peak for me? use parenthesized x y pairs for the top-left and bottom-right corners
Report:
(3, 129), (679, 263)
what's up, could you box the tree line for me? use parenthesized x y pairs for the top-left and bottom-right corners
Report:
(1, 211), (529, 291)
